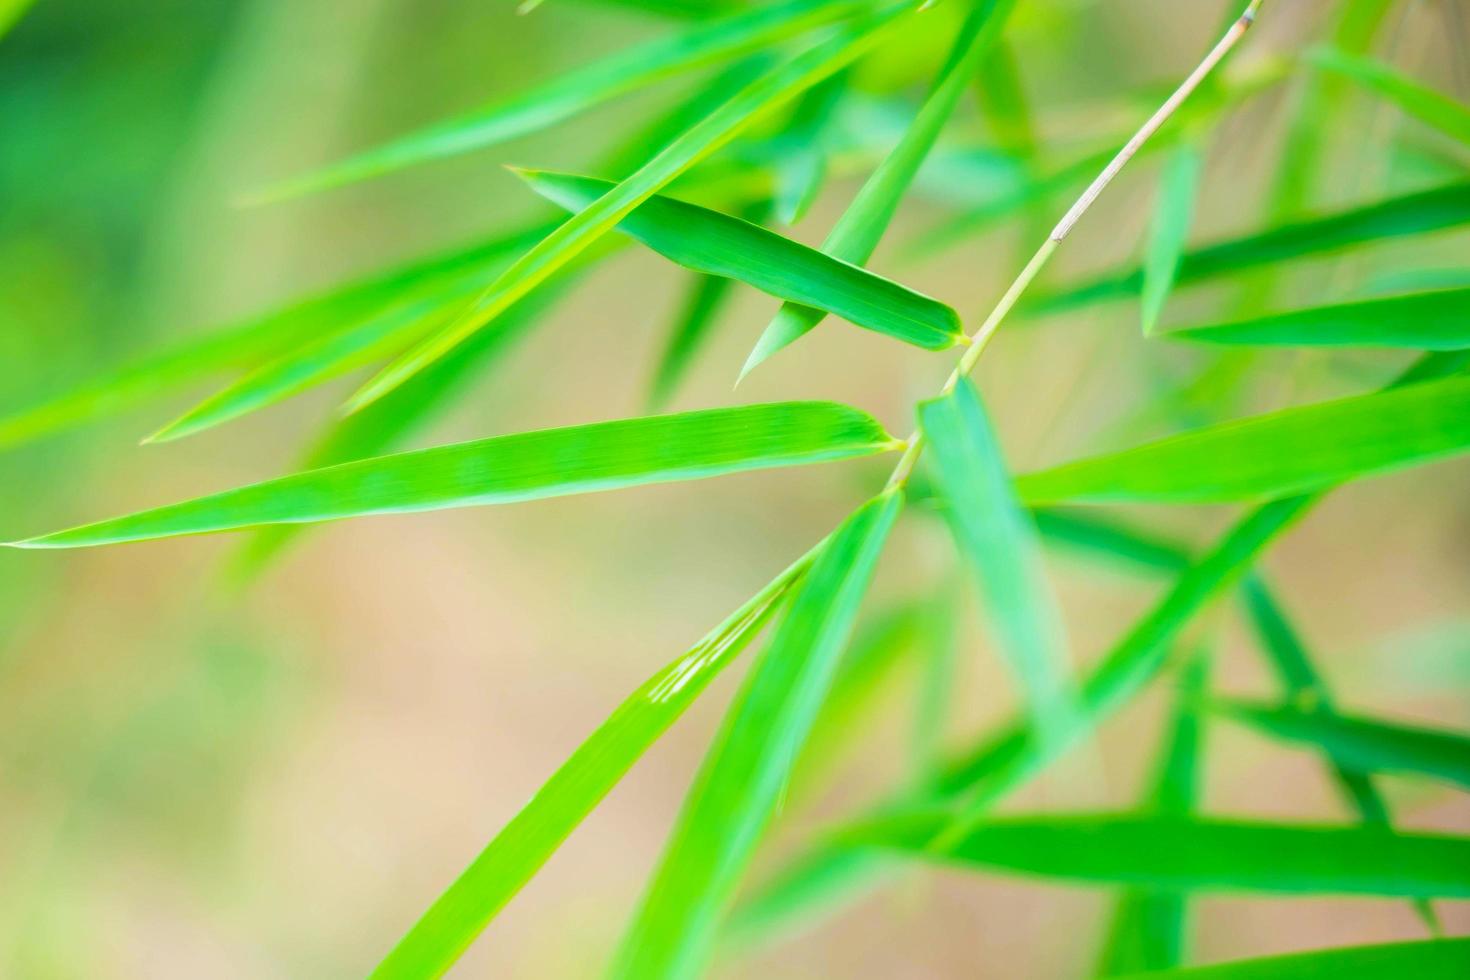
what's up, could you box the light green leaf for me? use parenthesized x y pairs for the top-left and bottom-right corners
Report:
(1171, 287), (1470, 351)
(370, 542), (814, 980)
(1037, 182), (1470, 313)
(919, 380), (1078, 750)
(846, 813), (1470, 898)
(611, 490), (902, 980)
(1215, 700), (1470, 792)
(975, 37), (1038, 162)
(346, 7), (917, 411)
(1311, 48), (1470, 148)
(742, 0), (1018, 376)
(1109, 937), (1470, 980)
(1141, 142), (1203, 336)
(1015, 374), (1470, 505)
(252, 0), (879, 201)
(771, 69), (849, 224)
(648, 273), (740, 411)
(1031, 509), (1192, 575)
(6, 402), (899, 549)
(519, 169), (962, 350)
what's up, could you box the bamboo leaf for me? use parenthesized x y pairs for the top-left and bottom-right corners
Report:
(5, 402), (899, 549)
(1031, 509), (1192, 575)
(1311, 48), (1470, 148)
(1170, 287), (1470, 351)
(1015, 374), (1470, 506)
(1037, 182), (1470, 313)
(771, 69), (849, 224)
(846, 813), (1470, 898)
(1214, 700), (1470, 792)
(919, 380), (1079, 750)
(518, 169), (962, 350)
(741, 0), (1018, 377)
(1107, 937), (1470, 979)
(1141, 142), (1203, 336)
(370, 543), (813, 980)
(648, 273), (740, 411)
(611, 490), (902, 980)
(346, 7), (917, 412)
(252, 0), (880, 201)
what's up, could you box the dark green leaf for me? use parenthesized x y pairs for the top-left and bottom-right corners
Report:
(1170, 287), (1470, 350)
(1107, 937), (1470, 979)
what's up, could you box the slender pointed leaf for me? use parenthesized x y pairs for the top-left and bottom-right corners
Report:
(1215, 700), (1470, 792)
(1032, 509), (1192, 575)
(1311, 48), (1470, 148)
(6, 402), (899, 549)
(1141, 143), (1203, 336)
(1015, 374), (1470, 506)
(847, 814), (1470, 899)
(919, 380), (1079, 750)
(772, 69), (849, 224)
(1112, 938), (1470, 980)
(253, 0), (880, 201)
(648, 273), (740, 411)
(742, 0), (1018, 376)
(1171, 287), (1470, 351)
(611, 490), (901, 980)
(347, 7), (916, 411)
(519, 169), (962, 350)
(371, 542), (815, 980)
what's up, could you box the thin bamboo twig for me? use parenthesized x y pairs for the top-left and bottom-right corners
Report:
(883, 0), (1263, 493)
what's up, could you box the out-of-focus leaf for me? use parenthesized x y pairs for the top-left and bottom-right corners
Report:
(741, 0), (1018, 376)
(1097, 653), (1209, 976)
(1311, 48), (1470, 148)
(0, 0), (35, 39)
(1031, 509), (1192, 575)
(1015, 374), (1470, 505)
(519, 169), (962, 350)
(1215, 700), (1470, 792)
(1171, 287), (1470, 350)
(772, 69), (849, 224)
(649, 273), (741, 411)
(253, 0), (879, 201)
(1037, 182), (1470, 313)
(1108, 937), (1470, 979)
(371, 542), (813, 980)
(846, 813), (1470, 898)
(347, 8), (915, 410)
(6, 402), (899, 549)
(611, 491), (902, 980)
(1141, 142), (1203, 336)
(975, 37), (1038, 163)
(919, 380), (1078, 750)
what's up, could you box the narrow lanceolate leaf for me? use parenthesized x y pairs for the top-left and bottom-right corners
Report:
(919, 381), (1078, 750)
(1031, 509), (1191, 576)
(1107, 937), (1470, 980)
(1311, 48), (1470, 148)
(771, 69), (849, 225)
(371, 543), (814, 980)
(6, 402), (898, 549)
(1015, 374), (1470, 506)
(1215, 701), (1470, 792)
(648, 273), (740, 411)
(1036, 182), (1470, 313)
(1097, 653), (1209, 976)
(1171, 287), (1470, 351)
(520, 170), (962, 350)
(253, 0), (880, 201)
(742, 0), (1018, 376)
(612, 491), (902, 980)
(846, 814), (1470, 899)
(1141, 142), (1203, 336)
(347, 8), (915, 412)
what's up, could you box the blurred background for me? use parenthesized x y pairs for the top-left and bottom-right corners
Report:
(0, 0), (1466, 976)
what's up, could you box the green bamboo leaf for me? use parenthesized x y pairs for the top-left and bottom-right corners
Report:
(1037, 182), (1470, 313)
(520, 169), (962, 350)
(919, 380), (1079, 750)
(612, 490), (901, 980)
(1031, 509), (1192, 575)
(1215, 700), (1470, 792)
(1141, 142), (1203, 336)
(1015, 374), (1470, 506)
(370, 542), (813, 980)
(846, 813), (1470, 898)
(1097, 653), (1209, 976)
(741, 0), (1018, 377)
(345, 7), (917, 412)
(0, 0), (36, 40)
(975, 37), (1038, 163)
(5, 402), (899, 549)
(1109, 937), (1470, 980)
(1311, 48), (1470, 148)
(772, 69), (849, 224)
(648, 273), (741, 411)
(252, 0), (879, 201)
(1170, 287), (1470, 351)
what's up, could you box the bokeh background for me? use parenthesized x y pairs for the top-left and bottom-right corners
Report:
(1, 1), (1467, 976)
